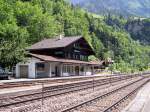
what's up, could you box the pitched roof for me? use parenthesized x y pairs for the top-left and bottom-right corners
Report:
(28, 36), (82, 50)
(29, 53), (103, 66)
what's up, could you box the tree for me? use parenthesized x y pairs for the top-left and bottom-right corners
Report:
(0, 23), (28, 68)
(14, 1), (61, 44)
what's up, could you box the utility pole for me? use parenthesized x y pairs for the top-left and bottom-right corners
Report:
(93, 76), (95, 91)
(41, 83), (44, 112)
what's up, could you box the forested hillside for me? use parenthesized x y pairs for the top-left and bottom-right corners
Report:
(104, 15), (150, 45)
(0, 0), (150, 73)
(126, 19), (150, 45)
(68, 0), (150, 18)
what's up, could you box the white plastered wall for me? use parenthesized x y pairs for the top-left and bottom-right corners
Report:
(16, 57), (41, 78)
(85, 66), (92, 76)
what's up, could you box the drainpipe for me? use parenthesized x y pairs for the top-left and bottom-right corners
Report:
(92, 65), (94, 75)
(79, 65), (81, 76)
(49, 63), (51, 78)
(60, 63), (63, 77)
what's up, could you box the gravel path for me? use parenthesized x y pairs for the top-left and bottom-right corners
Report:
(72, 78), (147, 112)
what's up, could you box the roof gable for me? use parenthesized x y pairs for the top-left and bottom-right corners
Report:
(28, 36), (83, 50)
(28, 36), (95, 55)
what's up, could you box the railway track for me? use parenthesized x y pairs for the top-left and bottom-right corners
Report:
(0, 74), (141, 89)
(102, 83), (146, 112)
(61, 76), (150, 112)
(0, 75), (116, 89)
(0, 75), (140, 108)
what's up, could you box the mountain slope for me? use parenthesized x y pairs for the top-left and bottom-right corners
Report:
(126, 19), (150, 44)
(103, 15), (150, 45)
(69, 0), (150, 17)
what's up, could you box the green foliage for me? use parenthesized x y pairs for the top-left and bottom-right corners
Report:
(91, 33), (104, 58)
(0, 24), (28, 67)
(14, 1), (61, 44)
(0, 0), (28, 68)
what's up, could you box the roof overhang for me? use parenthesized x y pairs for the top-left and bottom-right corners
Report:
(28, 53), (103, 66)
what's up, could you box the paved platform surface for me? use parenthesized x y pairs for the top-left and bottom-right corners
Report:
(0, 85), (41, 95)
(0, 73), (112, 83)
(0, 73), (116, 96)
(122, 82), (150, 112)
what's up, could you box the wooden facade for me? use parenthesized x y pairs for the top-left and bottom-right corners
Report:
(29, 37), (94, 61)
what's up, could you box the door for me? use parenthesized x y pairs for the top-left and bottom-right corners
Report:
(55, 66), (59, 77)
(75, 66), (79, 76)
(19, 65), (28, 78)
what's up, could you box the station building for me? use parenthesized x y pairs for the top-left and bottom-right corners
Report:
(16, 36), (103, 78)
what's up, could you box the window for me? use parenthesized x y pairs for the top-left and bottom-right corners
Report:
(67, 66), (70, 73)
(68, 53), (71, 58)
(63, 65), (74, 74)
(70, 66), (74, 74)
(74, 50), (80, 53)
(80, 55), (84, 61)
(74, 43), (81, 48)
(75, 55), (78, 59)
(85, 56), (88, 61)
(36, 63), (45, 72)
(73, 54), (75, 59)
(63, 65), (67, 73)
(74, 43), (79, 47)
(55, 51), (63, 55)
(80, 55), (87, 61)
(80, 66), (84, 72)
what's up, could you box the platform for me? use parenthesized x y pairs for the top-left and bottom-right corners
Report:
(0, 73), (116, 97)
(0, 73), (115, 84)
(122, 82), (150, 112)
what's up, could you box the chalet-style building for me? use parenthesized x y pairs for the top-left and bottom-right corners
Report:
(16, 36), (103, 78)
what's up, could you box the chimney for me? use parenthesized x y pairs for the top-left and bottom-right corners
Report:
(59, 34), (62, 40)
(59, 34), (64, 40)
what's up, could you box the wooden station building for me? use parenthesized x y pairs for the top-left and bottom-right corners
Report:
(16, 36), (103, 78)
